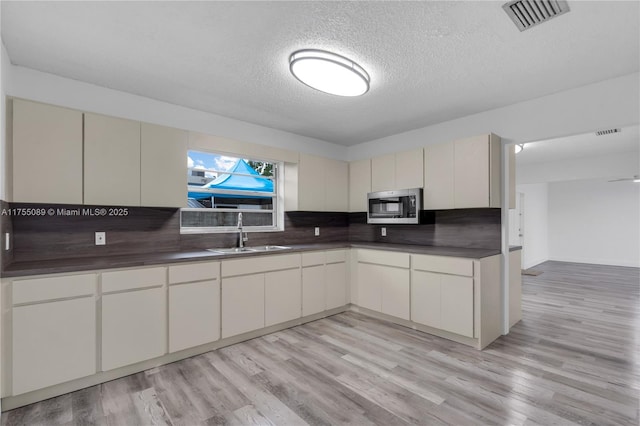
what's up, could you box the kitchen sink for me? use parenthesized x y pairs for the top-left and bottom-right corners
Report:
(248, 245), (291, 251)
(206, 245), (291, 254)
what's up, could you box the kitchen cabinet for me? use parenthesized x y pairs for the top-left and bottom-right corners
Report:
(302, 249), (348, 315)
(454, 134), (501, 208)
(12, 99), (83, 204)
(424, 134), (513, 209)
(101, 267), (166, 371)
(221, 274), (265, 338)
(325, 251), (348, 309)
(265, 269), (301, 326)
(168, 262), (220, 353)
(423, 141), (455, 209)
(371, 148), (424, 193)
(141, 123), (188, 208)
(84, 113), (141, 206)
(11, 273), (96, 395)
(288, 153), (348, 212)
(302, 252), (326, 316)
(221, 253), (301, 338)
(348, 158), (371, 212)
(356, 249), (410, 320)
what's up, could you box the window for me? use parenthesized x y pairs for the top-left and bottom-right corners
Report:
(181, 151), (282, 233)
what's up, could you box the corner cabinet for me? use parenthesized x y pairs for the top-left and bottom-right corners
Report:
(12, 99), (83, 204)
(348, 158), (371, 212)
(285, 153), (348, 212)
(141, 123), (188, 208)
(302, 249), (348, 316)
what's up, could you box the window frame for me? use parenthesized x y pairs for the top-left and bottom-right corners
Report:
(180, 152), (284, 234)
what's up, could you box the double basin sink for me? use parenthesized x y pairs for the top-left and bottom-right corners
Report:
(207, 245), (291, 255)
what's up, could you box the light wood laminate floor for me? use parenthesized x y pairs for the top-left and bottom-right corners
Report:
(2, 260), (639, 425)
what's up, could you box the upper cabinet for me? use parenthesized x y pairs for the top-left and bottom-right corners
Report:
(141, 123), (188, 208)
(348, 158), (371, 212)
(12, 99), (83, 204)
(371, 148), (424, 192)
(286, 153), (348, 212)
(84, 113), (141, 206)
(424, 134), (513, 209)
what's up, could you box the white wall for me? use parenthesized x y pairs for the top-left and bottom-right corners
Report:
(349, 73), (640, 160)
(548, 179), (640, 267)
(516, 183), (549, 269)
(1, 41), (9, 201)
(4, 63), (348, 161)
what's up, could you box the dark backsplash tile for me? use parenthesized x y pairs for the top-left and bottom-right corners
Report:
(348, 209), (501, 249)
(0, 200), (13, 268)
(5, 203), (500, 265)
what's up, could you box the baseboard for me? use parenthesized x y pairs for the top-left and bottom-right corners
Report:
(522, 257), (549, 270)
(548, 256), (640, 268)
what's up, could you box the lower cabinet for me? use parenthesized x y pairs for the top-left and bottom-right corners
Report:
(356, 250), (410, 320)
(325, 261), (347, 309)
(302, 264), (325, 316)
(12, 297), (96, 395)
(102, 287), (166, 371)
(168, 262), (220, 353)
(411, 255), (475, 338)
(221, 274), (265, 339)
(169, 280), (220, 352)
(265, 269), (301, 327)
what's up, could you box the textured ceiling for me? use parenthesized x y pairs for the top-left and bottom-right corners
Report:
(2, 1), (639, 146)
(517, 125), (640, 165)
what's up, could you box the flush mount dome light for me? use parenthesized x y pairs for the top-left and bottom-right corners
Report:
(289, 49), (370, 97)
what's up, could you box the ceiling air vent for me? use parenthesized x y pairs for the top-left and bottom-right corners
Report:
(502, 0), (570, 32)
(596, 128), (621, 136)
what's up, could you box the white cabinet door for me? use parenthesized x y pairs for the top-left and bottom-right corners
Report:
(102, 287), (166, 371)
(265, 269), (301, 327)
(324, 158), (349, 212)
(349, 158), (371, 212)
(221, 274), (265, 338)
(440, 275), (474, 337)
(326, 262), (347, 310)
(357, 263), (382, 312)
(298, 153), (325, 211)
(12, 99), (83, 204)
(141, 123), (188, 207)
(454, 135), (490, 208)
(302, 265), (325, 316)
(13, 297), (96, 395)
(424, 142), (455, 209)
(380, 267), (410, 320)
(84, 113), (141, 206)
(411, 271), (441, 329)
(371, 154), (396, 192)
(169, 280), (220, 353)
(395, 148), (424, 190)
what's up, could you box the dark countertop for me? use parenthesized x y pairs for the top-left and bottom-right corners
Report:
(1, 243), (521, 278)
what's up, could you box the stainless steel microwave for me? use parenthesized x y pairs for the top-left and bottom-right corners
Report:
(367, 188), (422, 224)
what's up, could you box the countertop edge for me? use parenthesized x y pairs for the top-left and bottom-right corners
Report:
(2, 243), (519, 278)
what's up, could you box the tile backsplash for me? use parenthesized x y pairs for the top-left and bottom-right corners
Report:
(4, 203), (500, 264)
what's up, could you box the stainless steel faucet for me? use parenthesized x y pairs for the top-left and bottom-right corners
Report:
(237, 212), (248, 248)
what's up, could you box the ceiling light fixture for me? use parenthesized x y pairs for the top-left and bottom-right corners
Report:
(515, 143), (525, 154)
(289, 49), (370, 97)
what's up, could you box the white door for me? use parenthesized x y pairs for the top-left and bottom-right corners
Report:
(508, 192), (525, 267)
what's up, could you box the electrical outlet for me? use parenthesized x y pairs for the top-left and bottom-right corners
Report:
(95, 232), (106, 246)
(381, 227), (387, 237)
(314, 227), (320, 236)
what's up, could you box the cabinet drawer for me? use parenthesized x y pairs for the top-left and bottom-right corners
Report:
(411, 255), (473, 277)
(169, 262), (219, 284)
(302, 251), (325, 267)
(102, 267), (166, 293)
(326, 249), (347, 264)
(357, 249), (409, 268)
(222, 253), (300, 277)
(13, 274), (96, 305)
